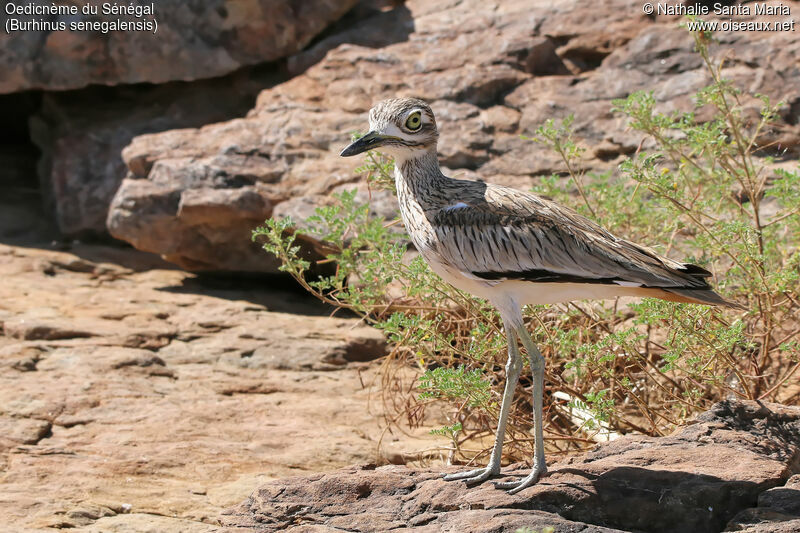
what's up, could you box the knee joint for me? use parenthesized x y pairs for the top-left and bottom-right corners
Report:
(506, 357), (522, 375)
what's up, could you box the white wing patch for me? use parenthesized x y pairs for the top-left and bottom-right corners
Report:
(444, 202), (469, 211)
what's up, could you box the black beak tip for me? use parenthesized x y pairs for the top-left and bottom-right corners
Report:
(340, 132), (380, 158)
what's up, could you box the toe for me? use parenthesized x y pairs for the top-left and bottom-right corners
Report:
(443, 468), (485, 481)
(443, 466), (499, 484)
(494, 467), (546, 493)
(493, 479), (521, 490)
(464, 470), (492, 484)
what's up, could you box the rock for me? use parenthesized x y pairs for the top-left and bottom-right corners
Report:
(759, 476), (800, 516)
(286, 1), (415, 77)
(218, 315), (387, 371)
(16, 0), (367, 239)
(57, 502), (117, 529)
(108, 0), (800, 271)
(0, 0), (359, 93)
(107, 176), (278, 271)
(726, 474), (800, 532)
(0, 416), (51, 445)
(221, 400), (800, 533)
(3, 317), (95, 341)
(0, 92), (54, 243)
(0, 242), (430, 531)
(29, 70), (283, 238)
(81, 513), (220, 533)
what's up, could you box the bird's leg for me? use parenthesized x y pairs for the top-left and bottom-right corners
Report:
(494, 325), (547, 493)
(443, 324), (522, 484)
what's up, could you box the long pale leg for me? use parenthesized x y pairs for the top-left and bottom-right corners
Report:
(443, 318), (522, 484)
(494, 324), (547, 493)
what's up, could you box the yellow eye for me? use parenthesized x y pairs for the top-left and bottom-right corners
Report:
(405, 112), (422, 131)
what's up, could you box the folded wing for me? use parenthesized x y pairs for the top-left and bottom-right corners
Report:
(432, 183), (714, 292)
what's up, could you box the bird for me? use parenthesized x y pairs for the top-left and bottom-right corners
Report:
(340, 97), (742, 494)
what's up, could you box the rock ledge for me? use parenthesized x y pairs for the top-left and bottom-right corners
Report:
(221, 400), (800, 533)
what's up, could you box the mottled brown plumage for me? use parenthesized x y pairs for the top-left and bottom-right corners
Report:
(341, 97), (742, 493)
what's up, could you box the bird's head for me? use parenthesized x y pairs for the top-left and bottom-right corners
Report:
(340, 97), (438, 162)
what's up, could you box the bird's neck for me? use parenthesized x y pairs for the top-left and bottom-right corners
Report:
(394, 149), (447, 202)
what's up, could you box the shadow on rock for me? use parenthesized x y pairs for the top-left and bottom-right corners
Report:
(288, 1), (415, 76)
(548, 466), (767, 532)
(221, 400), (800, 533)
(156, 272), (342, 317)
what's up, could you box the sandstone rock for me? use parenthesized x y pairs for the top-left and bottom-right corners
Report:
(218, 316), (387, 371)
(0, 0), (358, 93)
(286, 1), (415, 77)
(222, 400), (800, 533)
(3, 317), (95, 341)
(29, 70), (282, 238)
(108, 0), (800, 271)
(0, 242), (430, 531)
(107, 176), (278, 271)
(0, 416), (51, 445)
(82, 513), (220, 533)
(759, 476), (800, 516)
(726, 474), (800, 532)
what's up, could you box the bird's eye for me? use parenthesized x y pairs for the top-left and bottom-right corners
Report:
(405, 112), (422, 131)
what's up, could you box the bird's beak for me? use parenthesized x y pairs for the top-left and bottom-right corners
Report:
(340, 131), (387, 157)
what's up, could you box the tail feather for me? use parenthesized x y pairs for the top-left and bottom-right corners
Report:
(663, 287), (747, 310)
(678, 263), (713, 278)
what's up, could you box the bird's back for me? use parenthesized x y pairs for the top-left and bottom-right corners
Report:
(396, 172), (741, 309)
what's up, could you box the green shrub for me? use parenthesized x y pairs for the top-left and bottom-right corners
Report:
(253, 26), (799, 462)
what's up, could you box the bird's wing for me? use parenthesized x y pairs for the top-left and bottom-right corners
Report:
(431, 183), (711, 289)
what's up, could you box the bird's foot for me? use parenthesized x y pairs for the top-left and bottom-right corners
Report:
(442, 464), (500, 485)
(493, 462), (547, 494)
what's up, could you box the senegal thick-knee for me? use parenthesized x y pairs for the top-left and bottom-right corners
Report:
(341, 97), (742, 493)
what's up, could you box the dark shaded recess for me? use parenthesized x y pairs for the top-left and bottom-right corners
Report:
(554, 466), (769, 533)
(542, 35), (614, 74)
(157, 271), (347, 318)
(29, 62), (286, 243)
(783, 96), (800, 126)
(559, 45), (612, 73)
(498, 36), (570, 76)
(594, 143), (638, 162)
(525, 39), (571, 76)
(287, 0), (414, 76)
(454, 76), (527, 109)
(0, 91), (40, 146)
(0, 91), (41, 190)
(0, 90), (54, 242)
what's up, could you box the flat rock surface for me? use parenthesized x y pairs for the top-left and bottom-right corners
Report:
(0, 242), (435, 531)
(222, 401), (800, 533)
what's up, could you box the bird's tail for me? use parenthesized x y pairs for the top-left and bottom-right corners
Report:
(662, 287), (747, 310)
